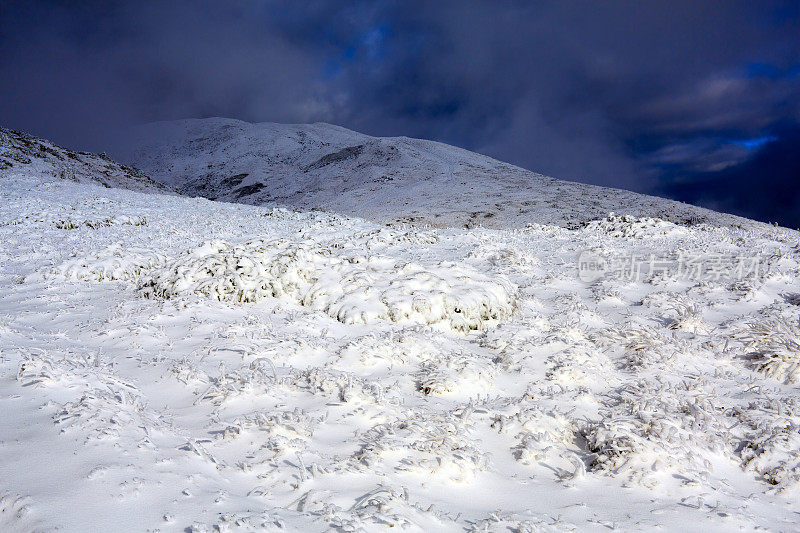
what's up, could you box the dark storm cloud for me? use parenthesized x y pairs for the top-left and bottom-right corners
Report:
(0, 1), (328, 149)
(662, 127), (800, 229)
(1, 1), (798, 225)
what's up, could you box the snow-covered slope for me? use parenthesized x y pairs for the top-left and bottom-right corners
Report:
(124, 117), (758, 229)
(2, 171), (800, 531)
(1, 128), (170, 193)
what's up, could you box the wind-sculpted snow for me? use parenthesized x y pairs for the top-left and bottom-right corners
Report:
(140, 238), (516, 332)
(0, 492), (40, 532)
(3, 175), (800, 531)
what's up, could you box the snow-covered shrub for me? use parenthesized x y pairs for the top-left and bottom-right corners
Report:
(467, 512), (573, 533)
(185, 511), (288, 533)
(666, 302), (709, 334)
(336, 329), (437, 368)
(545, 346), (615, 386)
(783, 293), (800, 306)
(480, 319), (549, 370)
(53, 218), (81, 230)
(199, 359), (280, 405)
(580, 380), (724, 487)
(490, 405), (582, 481)
(731, 397), (800, 490)
(591, 324), (683, 369)
(292, 367), (388, 404)
(52, 388), (153, 444)
(141, 238), (516, 332)
(414, 352), (494, 397)
(467, 245), (542, 272)
(329, 486), (419, 531)
(739, 420), (800, 489)
(216, 409), (316, 464)
(351, 414), (489, 482)
(356, 226), (439, 247)
(294, 485), (439, 532)
(727, 278), (763, 302)
(590, 280), (623, 302)
(583, 213), (688, 238)
(17, 349), (113, 389)
(54, 215), (146, 230)
(168, 358), (209, 385)
(46, 243), (164, 281)
(738, 315), (800, 383)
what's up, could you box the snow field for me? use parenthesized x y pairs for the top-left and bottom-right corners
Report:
(1, 175), (800, 531)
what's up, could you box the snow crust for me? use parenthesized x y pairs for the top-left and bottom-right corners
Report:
(2, 174), (800, 531)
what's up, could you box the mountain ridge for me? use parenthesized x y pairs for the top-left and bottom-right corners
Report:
(0, 127), (170, 194)
(122, 117), (761, 230)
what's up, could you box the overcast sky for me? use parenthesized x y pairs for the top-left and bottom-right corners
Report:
(2, 1), (799, 226)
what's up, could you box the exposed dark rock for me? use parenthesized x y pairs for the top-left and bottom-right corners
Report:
(305, 145), (364, 171)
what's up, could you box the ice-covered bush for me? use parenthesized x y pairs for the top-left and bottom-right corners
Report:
(491, 405), (581, 480)
(414, 352), (494, 397)
(141, 238), (516, 332)
(591, 323), (683, 369)
(55, 215), (146, 230)
(583, 213), (688, 238)
(733, 400), (800, 490)
(47, 244), (164, 281)
(738, 315), (800, 383)
(351, 414), (490, 482)
(666, 302), (709, 334)
(580, 380), (724, 487)
(216, 409), (316, 463)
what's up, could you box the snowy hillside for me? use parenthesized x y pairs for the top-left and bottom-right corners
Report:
(2, 168), (800, 531)
(123, 118), (761, 230)
(1, 128), (170, 193)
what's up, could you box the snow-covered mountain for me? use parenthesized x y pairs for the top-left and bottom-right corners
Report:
(124, 117), (756, 229)
(1, 127), (169, 193)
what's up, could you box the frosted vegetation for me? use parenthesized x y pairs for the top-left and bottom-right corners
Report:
(2, 168), (800, 530)
(139, 238), (515, 332)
